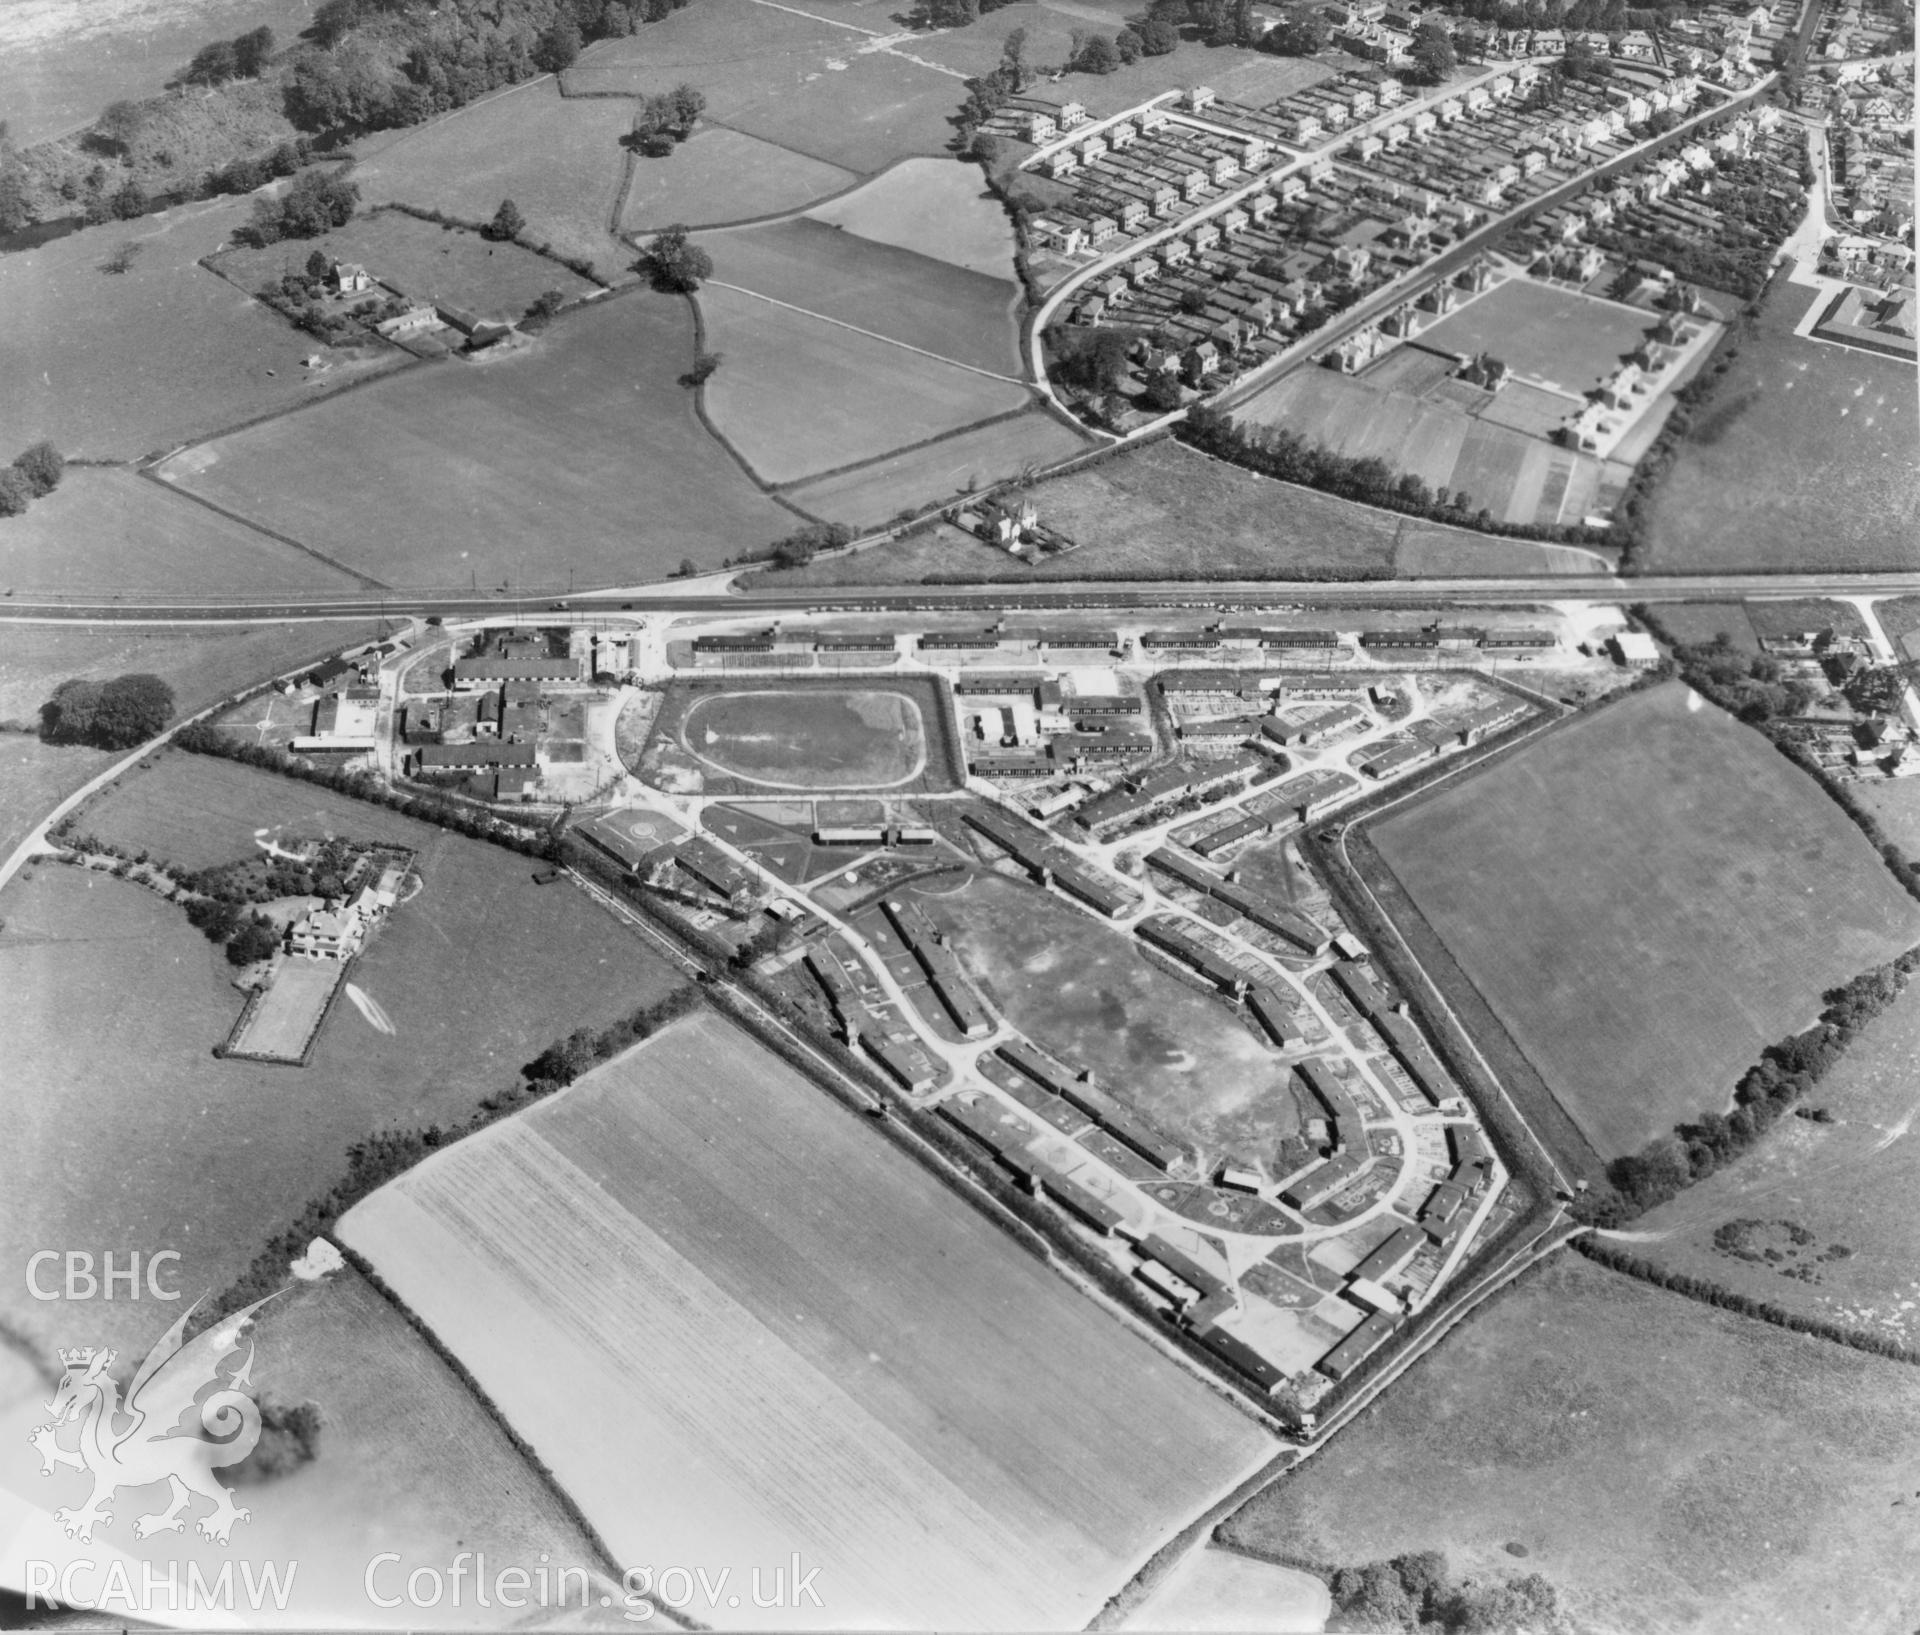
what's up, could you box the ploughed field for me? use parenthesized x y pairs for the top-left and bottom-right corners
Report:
(681, 688), (927, 789)
(339, 1007), (1276, 1630)
(1366, 682), (1920, 1160)
(0, 755), (683, 1362)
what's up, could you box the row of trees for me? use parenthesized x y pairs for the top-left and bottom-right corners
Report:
(1180, 406), (1612, 546)
(0, 440), (65, 519)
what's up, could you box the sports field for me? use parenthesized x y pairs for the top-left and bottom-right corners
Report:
(1630, 977), (1920, 1352)
(339, 1007), (1277, 1630)
(698, 282), (1031, 485)
(806, 159), (1018, 279)
(682, 687), (927, 788)
(1221, 1251), (1920, 1634)
(0, 802), (684, 1363)
(228, 956), (345, 1061)
(621, 126), (859, 230)
(156, 292), (796, 590)
(351, 80), (638, 278)
(706, 216), (1021, 374)
(0, 465), (363, 598)
(1415, 279), (1655, 399)
(784, 409), (1093, 527)
(0, 196), (406, 459)
(212, 208), (600, 324)
(1645, 275), (1919, 570)
(926, 871), (1302, 1166)
(1368, 684), (1920, 1158)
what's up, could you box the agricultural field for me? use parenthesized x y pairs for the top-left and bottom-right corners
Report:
(1629, 977), (1920, 1352)
(806, 158), (1017, 279)
(1120, 1546), (1329, 1634)
(210, 207), (600, 325)
(0, 620), (383, 858)
(1367, 683), (1920, 1161)
(0, 1262), (618, 1626)
(155, 291), (797, 590)
(339, 1007), (1278, 1630)
(1876, 595), (1920, 657)
(923, 870), (1303, 1167)
(349, 80), (639, 279)
(1643, 600), (1761, 650)
(0, 775), (684, 1364)
(1856, 780), (1920, 854)
(1236, 365), (1608, 530)
(0, 0), (315, 146)
(784, 409), (1093, 528)
(636, 678), (960, 795)
(620, 126), (859, 231)
(1644, 276), (1920, 571)
(703, 215), (1021, 375)
(1220, 1251), (1920, 1635)
(756, 437), (1600, 587)
(0, 195), (407, 460)
(698, 282), (1031, 486)
(1417, 280), (1658, 401)
(0, 465), (365, 598)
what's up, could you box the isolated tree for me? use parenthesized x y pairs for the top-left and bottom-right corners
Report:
(99, 240), (143, 274)
(486, 197), (526, 240)
(1410, 22), (1456, 82)
(679, 349), (722, 386)
(639, 223), (712, 291)
(13, 442), (65, 497)
(94, 100), (143, 153)
(226, 914), (282, 966)
(1076, 32), (1122, 72)
(524, 288), (566, 326)
(1138, 15), (1180, 53)
(305, 247), (330, 280)
(38, 675), (176, 748)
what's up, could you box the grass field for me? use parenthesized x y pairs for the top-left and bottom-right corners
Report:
(1643, 600), (1761, 650)
(350, 80), (638, 279)
(1857, 779), (1920, 855)
(1221, 1251), (1920, 1634)
(0, 737), (114, 865)
(1120, 1547), (1329, 1634)
(0, 0), (314, 146)
(1630, 977), (1920, 1355)
(1876, 595), (1920, 652)
(340, 1006), (1277, 1629)
(698, 281), (1031, 485)
(757, 438), (1600, 587)
(560, 0), (963, 179)
(0, 784), (684, 1364)
(806, 158), (1017, 279)
(783, 409), (1093, 526)
(1645, 275), (1920, 571)
(1368, 683), (1920, 1159)
(1417, 280), (1658, 399)
(157, 291), (796, 590)
(0, 195), (408, 460)
(620, 126), (859, 230)
(705, 215), (1021, 374)
(78, 749), (433, 870)
(211, 207), (600, 325)
(681, 688), (928, 788)
(925, 871), (1301, 1167)
(0, 465), (364, 597)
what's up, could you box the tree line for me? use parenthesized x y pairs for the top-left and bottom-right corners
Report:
(1327, 1550), (1566, 1635)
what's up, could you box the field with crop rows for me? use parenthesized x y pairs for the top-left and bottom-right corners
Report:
(340, 1007), (1276, 1629)
(1367, 683), (1920, 1158)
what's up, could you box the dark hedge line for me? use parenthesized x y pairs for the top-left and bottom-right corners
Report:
(199, 986), (703, 1329)
(1574, 1236), (1920, 1364)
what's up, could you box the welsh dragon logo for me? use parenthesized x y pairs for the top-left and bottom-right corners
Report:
(28, 1294), (275, 1546)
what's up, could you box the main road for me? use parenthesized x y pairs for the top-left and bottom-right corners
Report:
(2, 566), (1918, 625)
